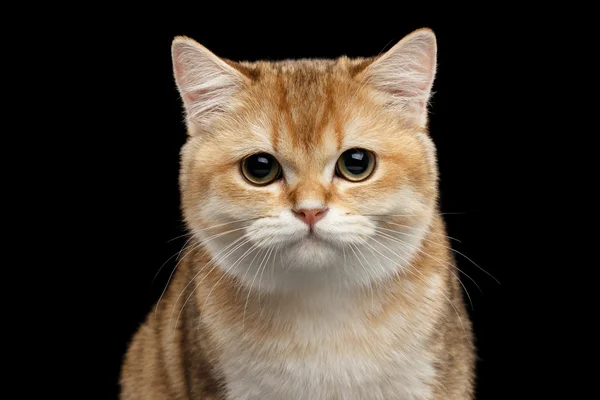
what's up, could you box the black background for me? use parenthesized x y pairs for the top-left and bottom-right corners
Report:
(52, 11), (556, 399)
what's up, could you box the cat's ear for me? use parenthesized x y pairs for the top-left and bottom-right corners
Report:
(171, 37), (248, 128)
(362, 28), (437, 127)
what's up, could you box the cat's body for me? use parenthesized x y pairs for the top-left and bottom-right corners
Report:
(121, 29), (475, 399)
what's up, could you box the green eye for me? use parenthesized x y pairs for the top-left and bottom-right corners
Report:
(241, 153), (282, 186)
(335, 148), (376, 182)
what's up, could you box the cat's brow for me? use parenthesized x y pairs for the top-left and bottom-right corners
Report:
(272, 71), (343, 154)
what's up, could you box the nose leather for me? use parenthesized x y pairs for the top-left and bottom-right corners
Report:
(292, 208), (328, 227)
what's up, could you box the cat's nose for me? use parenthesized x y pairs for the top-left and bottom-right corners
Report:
(292, 208), (329, 227)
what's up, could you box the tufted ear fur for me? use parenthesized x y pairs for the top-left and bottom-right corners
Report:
(362, 29), (437, 127)
(171, 37), (248, 129)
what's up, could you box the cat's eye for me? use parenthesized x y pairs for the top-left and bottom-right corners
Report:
(335, 148), (376, 182)
(241, 153), (282, 186)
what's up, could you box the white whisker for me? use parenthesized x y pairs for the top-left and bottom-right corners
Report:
(194, 217), (262, 232)
(152, 234), (195, 288)
(244, 239), (276, 330)
(373, 219), (461, 243)
(198, 240), (267, 327)
(374, 226), (499, 284)
(169, 234), (249, 329)
(236, 241), (268, 297)
(155, 236), (203, 319)
(348, 243), (375, 309)
(371, 231), (475, 310)
(259, 244), (279, 309)
(166, 231), (192, 243)
(405, 263), (469, 339)
(365, 234), (469, 339)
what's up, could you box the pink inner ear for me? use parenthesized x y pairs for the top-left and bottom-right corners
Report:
(182, 87), (227, 119)
(385, 86), (429, 97)
(172, 42), (245, 123)
(183, 89), (207, 104)
(366, 31), (436, 111)
(183, 92), (198, 103)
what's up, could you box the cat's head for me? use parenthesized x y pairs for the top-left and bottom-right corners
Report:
(172, 29), (439, 293)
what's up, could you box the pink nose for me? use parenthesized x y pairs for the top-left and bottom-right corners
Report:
(292, 208), (328, 227)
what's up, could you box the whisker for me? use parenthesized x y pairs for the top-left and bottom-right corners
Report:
(373, 219), (462, 243)
(208, 241), (265, 307)
(372, 231), (475, 310)
(361, 238), (392, 298)
(374, 226), (499, 284)
(446, 247), (499, 284)
(194, 217), (263, 232)
(357, 235), (433, 304)
(405, 262), (469, 339)
(278, 246), (285, 269)
(166, 225), (251, 310)
(167, 231), (192, 243)
(152, 234), (195, 287)
(244, 238), (276, 331)
(365, 212), (471, 217)
(259, 243), (279, 309)
(270, 247), (278, 285)
(362, 214), (418, 218)
(155, 237), (204, 319)
(348, 243), (375, 309)
(169, 234), (249, 328)
(355, 241), (385, 285)
(164, 223), (250, 308)
(197, 240), (266, 327)
(173, 238), (259, 331)
(199, 226), (251, 243)
(373, 228), (480, 294)
(364, 236), (469, 339)
(359, 236), (401, 267)
(236, 240), (268, 297)
(165, 218), (260, 244)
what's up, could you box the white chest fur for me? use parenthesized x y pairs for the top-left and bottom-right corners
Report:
(207, 289), (438, 400)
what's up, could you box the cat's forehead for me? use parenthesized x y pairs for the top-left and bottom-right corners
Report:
(234, 57), (378, 158)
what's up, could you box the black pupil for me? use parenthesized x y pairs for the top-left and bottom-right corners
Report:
(247, 154), (273, 178)
(343, 149), (368, 174)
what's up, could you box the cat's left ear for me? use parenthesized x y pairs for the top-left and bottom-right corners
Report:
(361, 28), (437, 127)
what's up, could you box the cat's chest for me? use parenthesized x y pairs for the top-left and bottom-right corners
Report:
(215, 315), (436, 400)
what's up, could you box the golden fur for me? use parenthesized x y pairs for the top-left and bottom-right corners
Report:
(121, 29), (475, 399)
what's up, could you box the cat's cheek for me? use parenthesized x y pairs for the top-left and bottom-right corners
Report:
(208, 171), (282, 214)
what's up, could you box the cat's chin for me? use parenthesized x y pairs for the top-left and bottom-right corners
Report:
(282, 234), (341, 270)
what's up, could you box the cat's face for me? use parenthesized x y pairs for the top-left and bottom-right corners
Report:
(173, 30), (439, 293)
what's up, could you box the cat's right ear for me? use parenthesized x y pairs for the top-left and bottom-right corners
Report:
(360, 29), (437, 127)
(171, 37), (248, 129)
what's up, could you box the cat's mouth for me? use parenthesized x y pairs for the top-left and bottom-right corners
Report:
(287, 228), (325, 245)
(299, 229), (334, 246)
(300, 231), (321, 242)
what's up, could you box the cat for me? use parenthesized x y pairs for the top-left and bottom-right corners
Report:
(120, 28), (475, 400)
